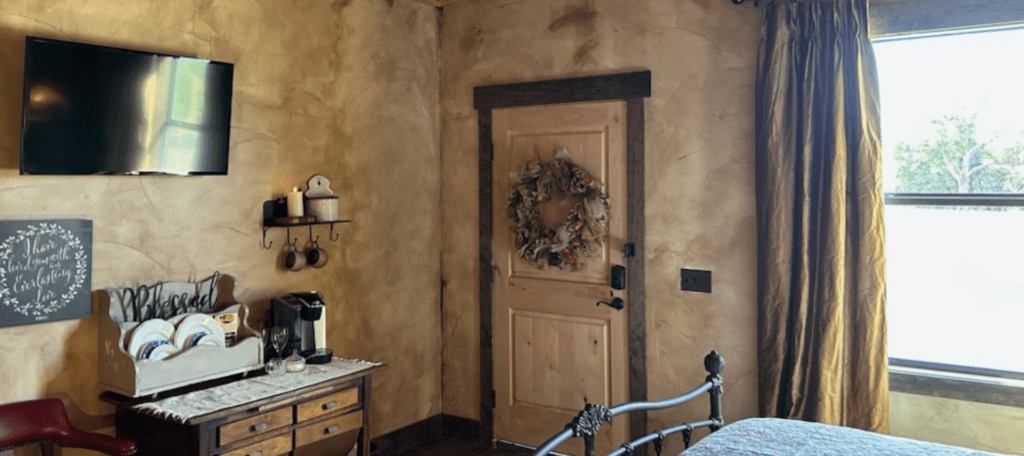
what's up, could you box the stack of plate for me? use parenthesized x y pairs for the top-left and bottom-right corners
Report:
(174, 314), (227, 350)
(125, 314), (226, 361)
(127, 319), (177, 361)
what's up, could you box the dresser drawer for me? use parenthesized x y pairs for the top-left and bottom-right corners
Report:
(219, 408), (292, 447)
(294, 411), (362, 447)
(296, 388), (359, 423)
(220, 433), (292, 456)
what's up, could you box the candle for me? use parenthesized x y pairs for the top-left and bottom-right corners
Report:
(287, 188), (304, 217)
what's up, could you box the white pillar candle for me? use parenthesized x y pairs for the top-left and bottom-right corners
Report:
(287, 188), (304, 217)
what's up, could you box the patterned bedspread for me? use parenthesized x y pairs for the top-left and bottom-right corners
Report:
(681, 418), (1007, 456)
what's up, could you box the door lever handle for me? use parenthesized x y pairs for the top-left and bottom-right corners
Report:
(596, 297), (624, 310)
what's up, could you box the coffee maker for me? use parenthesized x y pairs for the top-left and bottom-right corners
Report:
(271, 291), (333, 364)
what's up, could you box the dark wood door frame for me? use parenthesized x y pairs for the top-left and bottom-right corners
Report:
(473, 70), (652, 447)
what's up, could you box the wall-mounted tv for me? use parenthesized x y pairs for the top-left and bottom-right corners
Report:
(20, 37), (234, 175)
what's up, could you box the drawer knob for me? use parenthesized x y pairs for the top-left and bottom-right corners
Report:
(325, 425), (340, 434)
(252, 422), (268, 432)
(322, 401), (337, 411)
(247, 452), (263, 456)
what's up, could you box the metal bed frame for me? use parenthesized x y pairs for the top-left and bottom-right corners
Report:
(530, 351), (725, 456)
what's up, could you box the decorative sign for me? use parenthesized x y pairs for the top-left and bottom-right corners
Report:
(109, 272), (223, 323)
(0, 219), (92, 328)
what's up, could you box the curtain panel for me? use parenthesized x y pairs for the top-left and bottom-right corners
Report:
(755, 0), (889, 432)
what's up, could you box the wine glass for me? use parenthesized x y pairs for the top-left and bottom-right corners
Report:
(271, 327), (288, 360)
(266, 326), (288, 376)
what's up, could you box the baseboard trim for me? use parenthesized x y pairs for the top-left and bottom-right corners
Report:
(370, 414), (443, 456)
(442, 414), (481, 440)
(371, 414), (481, 455)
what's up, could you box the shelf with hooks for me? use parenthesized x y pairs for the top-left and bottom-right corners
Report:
(261, 199), (350, 249)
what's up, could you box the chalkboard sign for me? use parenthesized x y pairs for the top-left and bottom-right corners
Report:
(0, 219), (92, 327)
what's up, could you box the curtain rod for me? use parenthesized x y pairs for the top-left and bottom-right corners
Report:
(731, 0), (759, 5)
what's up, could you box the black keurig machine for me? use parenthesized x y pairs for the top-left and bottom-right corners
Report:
(271, 291), (333, 364)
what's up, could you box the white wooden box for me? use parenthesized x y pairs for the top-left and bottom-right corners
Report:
(97, 274), (264, 397)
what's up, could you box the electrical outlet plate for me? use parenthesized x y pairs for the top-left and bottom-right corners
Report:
(681, 268), (712, 293)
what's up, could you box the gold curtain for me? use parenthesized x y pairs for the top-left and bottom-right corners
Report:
(755, 0), (889, 432)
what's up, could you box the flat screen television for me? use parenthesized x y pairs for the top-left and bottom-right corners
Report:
(20, 37), (234, 175)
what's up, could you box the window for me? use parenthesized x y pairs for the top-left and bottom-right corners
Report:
(876, 26), (1024, 399)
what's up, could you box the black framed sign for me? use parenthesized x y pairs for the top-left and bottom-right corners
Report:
(0, 219), (92, 327)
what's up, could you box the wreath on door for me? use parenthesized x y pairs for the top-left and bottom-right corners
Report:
(507, 149), (609, 271)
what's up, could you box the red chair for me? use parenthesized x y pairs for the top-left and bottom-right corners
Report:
(0, 398), (136, 456)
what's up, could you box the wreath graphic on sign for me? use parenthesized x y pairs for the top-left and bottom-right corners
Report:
(507, 149), (609, 271)
(0, 223), (88, 317)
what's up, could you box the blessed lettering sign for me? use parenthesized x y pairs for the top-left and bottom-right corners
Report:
(110, 272), (222, 323)
(0, 219), (92, 327)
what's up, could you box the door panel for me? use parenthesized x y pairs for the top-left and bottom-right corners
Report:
(512, 310), (610, 411)
(493, 101), (628, 455)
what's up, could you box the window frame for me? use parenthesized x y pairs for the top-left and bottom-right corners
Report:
(885, 193), (1024, 406)
(870, 0), (1024, 39)
(872, 0), (1024, 406)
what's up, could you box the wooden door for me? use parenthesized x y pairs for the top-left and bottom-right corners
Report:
(492, 101), (628, 454)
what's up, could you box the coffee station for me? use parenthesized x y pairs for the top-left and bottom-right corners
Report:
(270, 291), (334, 368)
(96, 273), (383, 456)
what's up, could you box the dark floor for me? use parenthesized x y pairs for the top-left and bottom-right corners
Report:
(392, 439), (533, 456)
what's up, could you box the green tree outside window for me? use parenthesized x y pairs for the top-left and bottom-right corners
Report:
(893, 112), (1024, 193)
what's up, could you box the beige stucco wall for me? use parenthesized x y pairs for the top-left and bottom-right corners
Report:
(438, 1), (762, 452)
(4, 1), (1017, 455)
(0, 0), (440, 451)
(891, 392), (1024, 454)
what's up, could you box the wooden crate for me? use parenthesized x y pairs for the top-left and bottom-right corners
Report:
(97, 273), (264, 397)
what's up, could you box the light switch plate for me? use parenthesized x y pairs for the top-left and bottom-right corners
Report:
(681, 268), (712, 293)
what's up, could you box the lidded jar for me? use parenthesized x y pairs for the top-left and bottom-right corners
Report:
(304, 174), (339, 221)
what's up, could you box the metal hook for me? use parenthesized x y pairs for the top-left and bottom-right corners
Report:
(329, 223), (340, 241)
(261, 227), (273, 249)
(308, 224), (320, 244)
(286, 226), (299, 247)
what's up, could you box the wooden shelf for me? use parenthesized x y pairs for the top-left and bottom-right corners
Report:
(261, 199), (351, 249)
(265, 219), (351, 228)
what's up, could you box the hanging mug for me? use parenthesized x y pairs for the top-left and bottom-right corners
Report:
(284, 242), (306, 271)
(306, 240), (328, 268)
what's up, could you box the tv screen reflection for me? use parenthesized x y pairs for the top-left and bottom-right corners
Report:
(20, 37), (233, 175)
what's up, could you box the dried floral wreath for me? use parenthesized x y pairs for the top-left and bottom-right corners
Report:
(507, 149), (609, 271)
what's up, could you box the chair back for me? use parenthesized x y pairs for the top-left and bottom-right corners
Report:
(0, 398), (136, 456)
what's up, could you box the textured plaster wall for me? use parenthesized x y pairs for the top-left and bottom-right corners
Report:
(438, 0), (762, 450)
(437, 3), (1024, 456)
(891, 392), (1024, 454)
(3, 2), (1009, 455)
(0, 0), (440, 451)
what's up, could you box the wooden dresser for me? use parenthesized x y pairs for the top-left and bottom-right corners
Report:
(102, 360), (384, 456)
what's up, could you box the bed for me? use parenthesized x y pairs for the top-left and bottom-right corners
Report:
(530, 351), (1010, 456)
(681, 417), (1003, 456)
